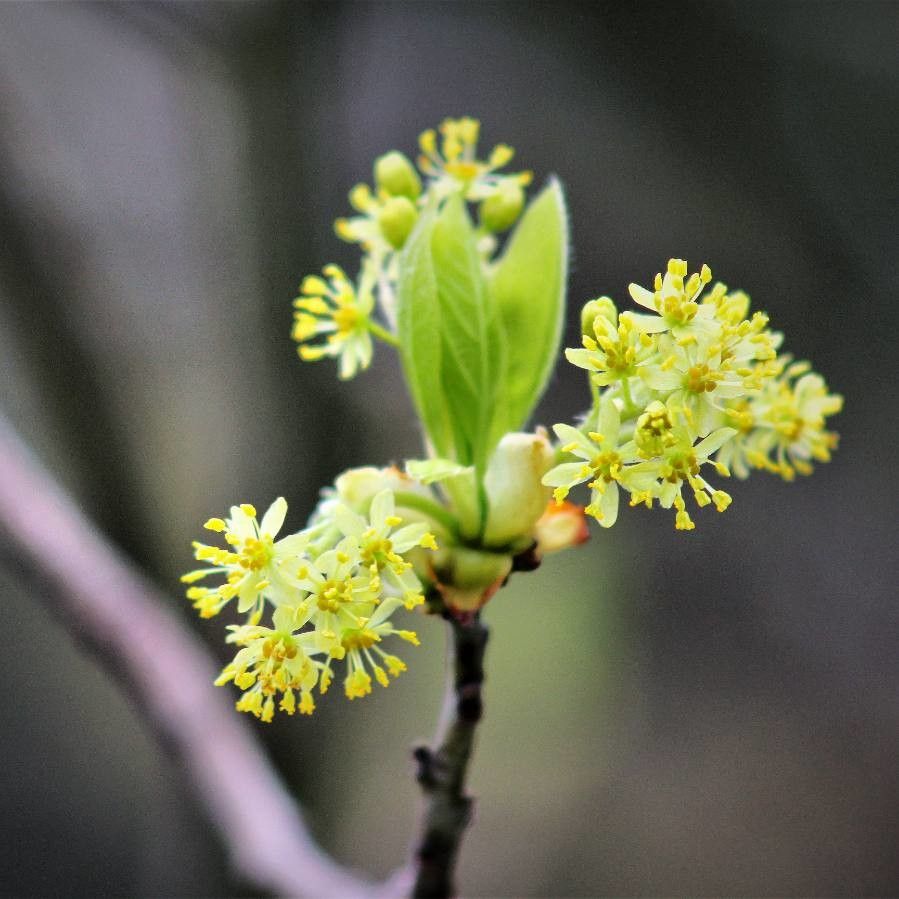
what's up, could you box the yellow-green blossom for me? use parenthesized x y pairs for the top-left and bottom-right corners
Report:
(216, 605), (323, 721)
(716, 360), (842, 481)
(333, 597), (421, 700)
(551, 256), (840, 530)
(639, 329), (775, 437)
(293, 536), (381, 657)
(566, 308), (655, 388)
(543, 398), (651, 527)
(331, 489), (437, 609)
(417, 117), (532, 203)
(627, 418), (737, 531)
(633, 400), (678, 458)
(334, 181), (418, 257)
(292, 263), (377, 379)
(334, 183), (388, 253)
(181, 498), (306, 620)
(627, 257), (717, 339)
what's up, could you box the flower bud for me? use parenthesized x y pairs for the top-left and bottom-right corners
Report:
(482, 431), (554, 548)
(479, 180), (525, 233)
(378, 196), (418, 249)
(374, 150), (422, 200)
(581, 296), (617, 337)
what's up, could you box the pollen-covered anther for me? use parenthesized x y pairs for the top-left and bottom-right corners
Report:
(712, 490), (732, 512)
(685, 364), (720, 394)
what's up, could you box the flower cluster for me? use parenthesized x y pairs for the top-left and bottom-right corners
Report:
(182, 490), (437, 720)
(544, 258), (842, 531)
(189, 119), (843, 740)
(292, 117), (531, 379)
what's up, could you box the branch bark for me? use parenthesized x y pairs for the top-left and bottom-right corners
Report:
(0, 415), (375, 899)
(411, 613), (489, 899)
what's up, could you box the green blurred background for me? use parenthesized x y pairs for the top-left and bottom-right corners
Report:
(1, 2), (896, 896)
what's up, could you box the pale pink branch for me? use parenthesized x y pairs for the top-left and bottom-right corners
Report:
(0, 414), (375, 898)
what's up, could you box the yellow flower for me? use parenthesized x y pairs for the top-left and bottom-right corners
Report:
(187, 485), (440, 719)
(543, 398), (651, 528)
(216, 606), (323, 721)
(332, 489), (435, 609)
(416, 117), (531, 202)
(565, 309), (654, 387)
(633, 422), (736, 531)
(335, 598), (421, 699)
(181, 498), (307, 620)
(293, 536), (380, 657)
(292, 264), (376, 380)
(639, 328), (777, 437)
(717, 361), (842, 481)
(627, 258), (717, 339)
(556, 256), (842, 531)
(334, 182), (417, 254)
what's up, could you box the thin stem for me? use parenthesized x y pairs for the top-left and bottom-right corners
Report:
(589, 372), (601, 410)
(619, 376), (640, 419)
(369, 319), (401, 347)
(410, 612), (489, 899)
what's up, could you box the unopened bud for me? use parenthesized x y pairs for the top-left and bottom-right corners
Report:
(374, 151), (422, 200)
(479, 180), (525, 232)
(581, 296), (617, 337)
(378, 196), (418, 249)
(482, 431), (554, 548)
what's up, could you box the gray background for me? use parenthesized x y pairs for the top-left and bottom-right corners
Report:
(0, 2), (896, 896)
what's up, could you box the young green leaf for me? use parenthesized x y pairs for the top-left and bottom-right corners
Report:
(397, 210), (456, 459)
(430, 195), (499, 472)
(487, 177), (569, 441)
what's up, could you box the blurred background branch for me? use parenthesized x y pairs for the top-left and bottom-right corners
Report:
(0, 414), (374, 899)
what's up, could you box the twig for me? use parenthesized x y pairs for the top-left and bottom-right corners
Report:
(0, 415), (374, 899)
(411, 612), (489, 898)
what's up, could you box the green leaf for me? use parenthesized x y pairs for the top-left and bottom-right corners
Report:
(397, 210), (455, 459)
(487, 177), (569, 441)
(430, 195), (500, 472)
